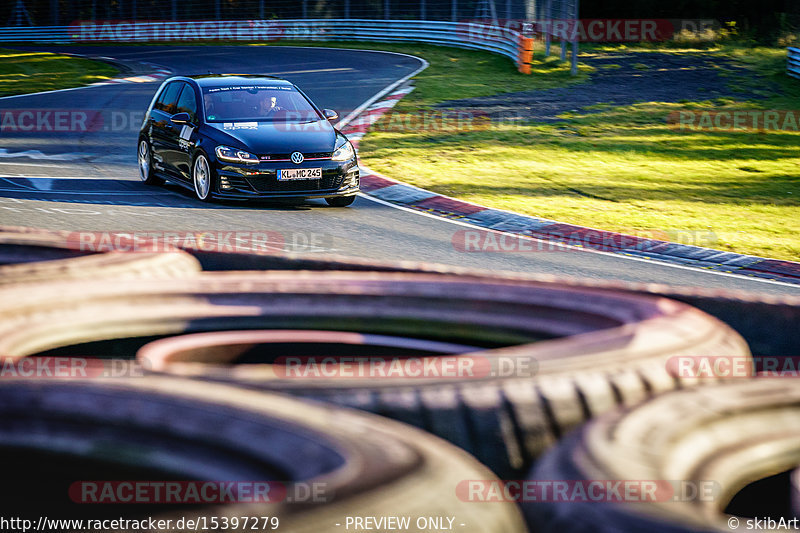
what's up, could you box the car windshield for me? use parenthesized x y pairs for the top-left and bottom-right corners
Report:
(202, 84), (322, 123)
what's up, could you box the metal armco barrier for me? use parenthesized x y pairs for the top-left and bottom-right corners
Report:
(0, 19), (535, 74)
(789, 47), (800, 80)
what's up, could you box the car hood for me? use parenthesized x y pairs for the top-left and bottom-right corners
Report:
(207, 120), (338, 154)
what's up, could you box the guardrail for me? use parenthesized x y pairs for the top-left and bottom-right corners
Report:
(0, 19), (535, 74)
(789, 47), (800, 80)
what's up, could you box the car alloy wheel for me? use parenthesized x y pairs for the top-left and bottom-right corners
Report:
(193, 154), (212, 201)
(137, 139), (162, 185)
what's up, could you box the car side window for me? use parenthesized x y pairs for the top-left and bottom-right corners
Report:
(175, 84), (198, 122)
(155, 82), (182, 115)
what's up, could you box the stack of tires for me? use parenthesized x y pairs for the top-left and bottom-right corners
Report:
(0, 226), (797, 532)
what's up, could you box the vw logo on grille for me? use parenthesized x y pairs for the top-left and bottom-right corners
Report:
(291, 152), (304, 164)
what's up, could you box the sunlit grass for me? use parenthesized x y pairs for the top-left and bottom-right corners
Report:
(357, 46), (800, 261)
(0, 48), (118, 96)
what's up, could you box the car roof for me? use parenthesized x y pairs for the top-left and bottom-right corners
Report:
(182, 75), (295, 88)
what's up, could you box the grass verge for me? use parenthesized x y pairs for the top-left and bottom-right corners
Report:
(352, 43), (800, 261)
(0, 48), (118, 96)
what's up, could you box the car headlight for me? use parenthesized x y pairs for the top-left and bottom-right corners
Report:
(331, 139), (355, 162)
(215, 145), (259, 164)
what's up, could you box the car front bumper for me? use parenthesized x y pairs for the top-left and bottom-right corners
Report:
(212, 158), (359, 200)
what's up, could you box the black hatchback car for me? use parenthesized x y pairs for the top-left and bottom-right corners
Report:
(137, 75), (359, 206)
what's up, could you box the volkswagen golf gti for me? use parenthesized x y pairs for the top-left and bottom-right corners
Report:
(137, 75), (359, 206)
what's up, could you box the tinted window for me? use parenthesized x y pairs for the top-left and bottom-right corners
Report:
(175, 84), (198, 121)
(155, 82), (183, 114)
(202, 85), (321, 123)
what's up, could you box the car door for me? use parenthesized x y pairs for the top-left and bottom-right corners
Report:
(149, 81), (184, 178)
(171, 83), (200, 180)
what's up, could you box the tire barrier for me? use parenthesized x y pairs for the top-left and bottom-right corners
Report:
(637, 287), (800, 357)
(792, 468), (800, 519)
(138, 330), (479, 368)
(175, 246), (800, 357)
(0, 227), (201, 285)
(0, 376), (526, 532)
(0, 271), (749, 477)
(523, 379), (800, 532)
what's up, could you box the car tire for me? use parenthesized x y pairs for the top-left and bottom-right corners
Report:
(137, 138), (164, 185)
(523, 379), (800, 533)
(0, 227), (201, 286)
(0, 271), (750, 477)
(192, 153), (214, 202)
(0, 376), (526, 531)
(326, 195), (356, 207)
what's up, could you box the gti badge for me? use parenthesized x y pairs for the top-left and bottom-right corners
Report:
(291, 151), (304, 164)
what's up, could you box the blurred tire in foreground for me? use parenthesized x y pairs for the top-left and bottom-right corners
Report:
(0, 271), (749, 476)
(0, 376), (525, 532)
(524, 379), (800, 532)
(0, 227), (200, 284)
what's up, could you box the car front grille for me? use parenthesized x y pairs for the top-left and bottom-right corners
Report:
(246, 172), (344, 193)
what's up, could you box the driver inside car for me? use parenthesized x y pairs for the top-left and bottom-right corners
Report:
(259, 95), (283, 118)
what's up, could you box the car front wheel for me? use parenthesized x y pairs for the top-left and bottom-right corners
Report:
(192, 154), (214, 202)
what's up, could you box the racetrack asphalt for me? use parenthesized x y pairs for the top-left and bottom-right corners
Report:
(0, 44), (798, 296)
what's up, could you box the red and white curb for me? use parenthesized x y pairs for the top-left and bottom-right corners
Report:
(341, 84), (800, 285)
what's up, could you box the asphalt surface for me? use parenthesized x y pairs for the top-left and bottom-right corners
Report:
(1, 45), (798, 297)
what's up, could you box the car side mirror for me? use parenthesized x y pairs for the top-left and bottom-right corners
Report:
(170, 112), (191, 125)
(323, 109), (339, 121)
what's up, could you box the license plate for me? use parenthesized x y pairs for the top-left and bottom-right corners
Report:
(278, 168), (322, 180)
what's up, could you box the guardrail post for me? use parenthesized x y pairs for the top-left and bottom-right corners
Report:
(544, 0), (551, 57)
(571, 0), (579, 75)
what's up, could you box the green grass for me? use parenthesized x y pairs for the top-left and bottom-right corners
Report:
(354, 43), (800, 261)
(264, 41), (591, 105)
(0, 48), (118, 96)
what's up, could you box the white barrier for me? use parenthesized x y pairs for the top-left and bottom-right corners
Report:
(0, 19), (535, 73)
